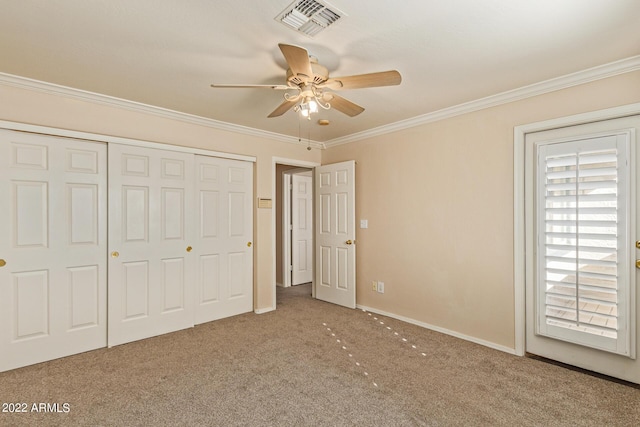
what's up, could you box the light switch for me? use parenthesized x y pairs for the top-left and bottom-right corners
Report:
(360, 219), (368, 229)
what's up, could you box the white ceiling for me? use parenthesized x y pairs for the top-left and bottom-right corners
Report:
(1, 0), (639, 142)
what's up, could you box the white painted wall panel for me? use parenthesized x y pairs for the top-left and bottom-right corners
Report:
(162, 188), (184, 240)
(200, 191), (219, 238)
(68, 184), (98, 245)
(124, 261), (149, 320)
(123, 186), (148, 242)
(68, 265), (99, 330)
(14, 182), (48, 248)
(14, 270), (49, 340)
(162, 258), (184, 312)
(200, 254), (220, 303)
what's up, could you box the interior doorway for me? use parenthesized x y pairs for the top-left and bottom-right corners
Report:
(271, 157), (357, 311)
(276, 165), (313, 288)
(271, 157), (320, 309)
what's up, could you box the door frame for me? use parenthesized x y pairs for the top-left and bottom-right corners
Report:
(513, 102), (640, 356)
(282, 172), (292, 287)
(282, 168), (313, 287)
(271, 157), (320, 309)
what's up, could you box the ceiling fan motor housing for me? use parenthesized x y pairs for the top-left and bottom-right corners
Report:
(286, 58), (329, 86)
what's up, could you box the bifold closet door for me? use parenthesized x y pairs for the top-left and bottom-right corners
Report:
(108, 145), (195, 347)
(195, 155), (253, 324)
(0, 130), (107, 372)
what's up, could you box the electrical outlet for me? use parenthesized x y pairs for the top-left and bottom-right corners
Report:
(372, 280), (377, 291)
(377, 281), (385, 294)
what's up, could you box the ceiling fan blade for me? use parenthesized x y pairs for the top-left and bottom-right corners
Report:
(211, 84), (291, 90)
(324, 93), (365, 117)
(278, 43), (314, 80)
(268, 98), (299, 118)
(320, 70), (402, 90)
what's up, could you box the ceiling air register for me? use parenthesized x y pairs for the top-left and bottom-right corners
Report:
(276, 0), (345, 37)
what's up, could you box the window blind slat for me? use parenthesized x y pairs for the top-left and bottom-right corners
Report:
(546, 243), (616, 254)
(539, 143), (624, 345)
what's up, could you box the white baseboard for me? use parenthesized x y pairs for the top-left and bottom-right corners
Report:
(276, 282), (285, 288)
(254, 306), (275, 315)
(356, 304), (518, 356)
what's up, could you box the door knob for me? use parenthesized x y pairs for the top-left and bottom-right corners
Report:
(636, 260), (640, 269)
(186, 246), (193, 252)
(345, 240), (353, 245)
(0, 259), (6, 267)
(111, 251), (119, 258)
(636, 241), (640, 249)
(247, 242), (252, 247)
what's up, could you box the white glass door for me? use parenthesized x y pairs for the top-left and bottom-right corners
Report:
(525, 115), (640, 383)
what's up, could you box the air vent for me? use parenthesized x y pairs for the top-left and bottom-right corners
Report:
(275, 0), (346, 38)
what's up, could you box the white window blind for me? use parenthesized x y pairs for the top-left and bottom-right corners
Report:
(536, 133), (632, 356)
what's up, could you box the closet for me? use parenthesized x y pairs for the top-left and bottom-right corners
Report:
(0, 129), (254, 372)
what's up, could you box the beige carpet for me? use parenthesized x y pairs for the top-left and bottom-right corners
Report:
(1, 284), (639, 426)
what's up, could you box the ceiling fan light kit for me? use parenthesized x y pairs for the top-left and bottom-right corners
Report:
(296, 97), (318, 118)
(211, 43), (401, 120)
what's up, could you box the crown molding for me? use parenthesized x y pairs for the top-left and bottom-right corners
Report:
(324, 55), (640, 148)
(0, 72), (325, 150)
(3, 54), (639, 151)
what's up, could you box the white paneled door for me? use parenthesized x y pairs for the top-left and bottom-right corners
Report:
(525, 115), (640, 384)
(292, 173), (313, 285)
(0, 130), (107, 372)
(315, 161), (356, 308)
(108, 144), (195, 347)
(0, 129), (254, 369)
(195, 156), (253, 324)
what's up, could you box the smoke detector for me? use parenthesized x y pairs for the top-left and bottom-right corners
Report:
(275, 0), (346, 38)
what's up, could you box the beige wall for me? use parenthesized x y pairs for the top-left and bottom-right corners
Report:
(321, 71), (640, 350)
(3, 69), (640, 352)
(0, 84), (321, 312)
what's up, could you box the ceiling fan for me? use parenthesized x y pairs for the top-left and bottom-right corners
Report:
(211, 43), (402, 118)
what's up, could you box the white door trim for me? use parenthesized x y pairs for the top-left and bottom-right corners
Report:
(281, 168), (312, 288)
(270, 157), (320, 313)
(0, 120), (256, 163)
(282, 173), (292, 288)
(513, 102), (640, 356)
(282, 168), (313, 287)
(291, 172), (313, 285)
